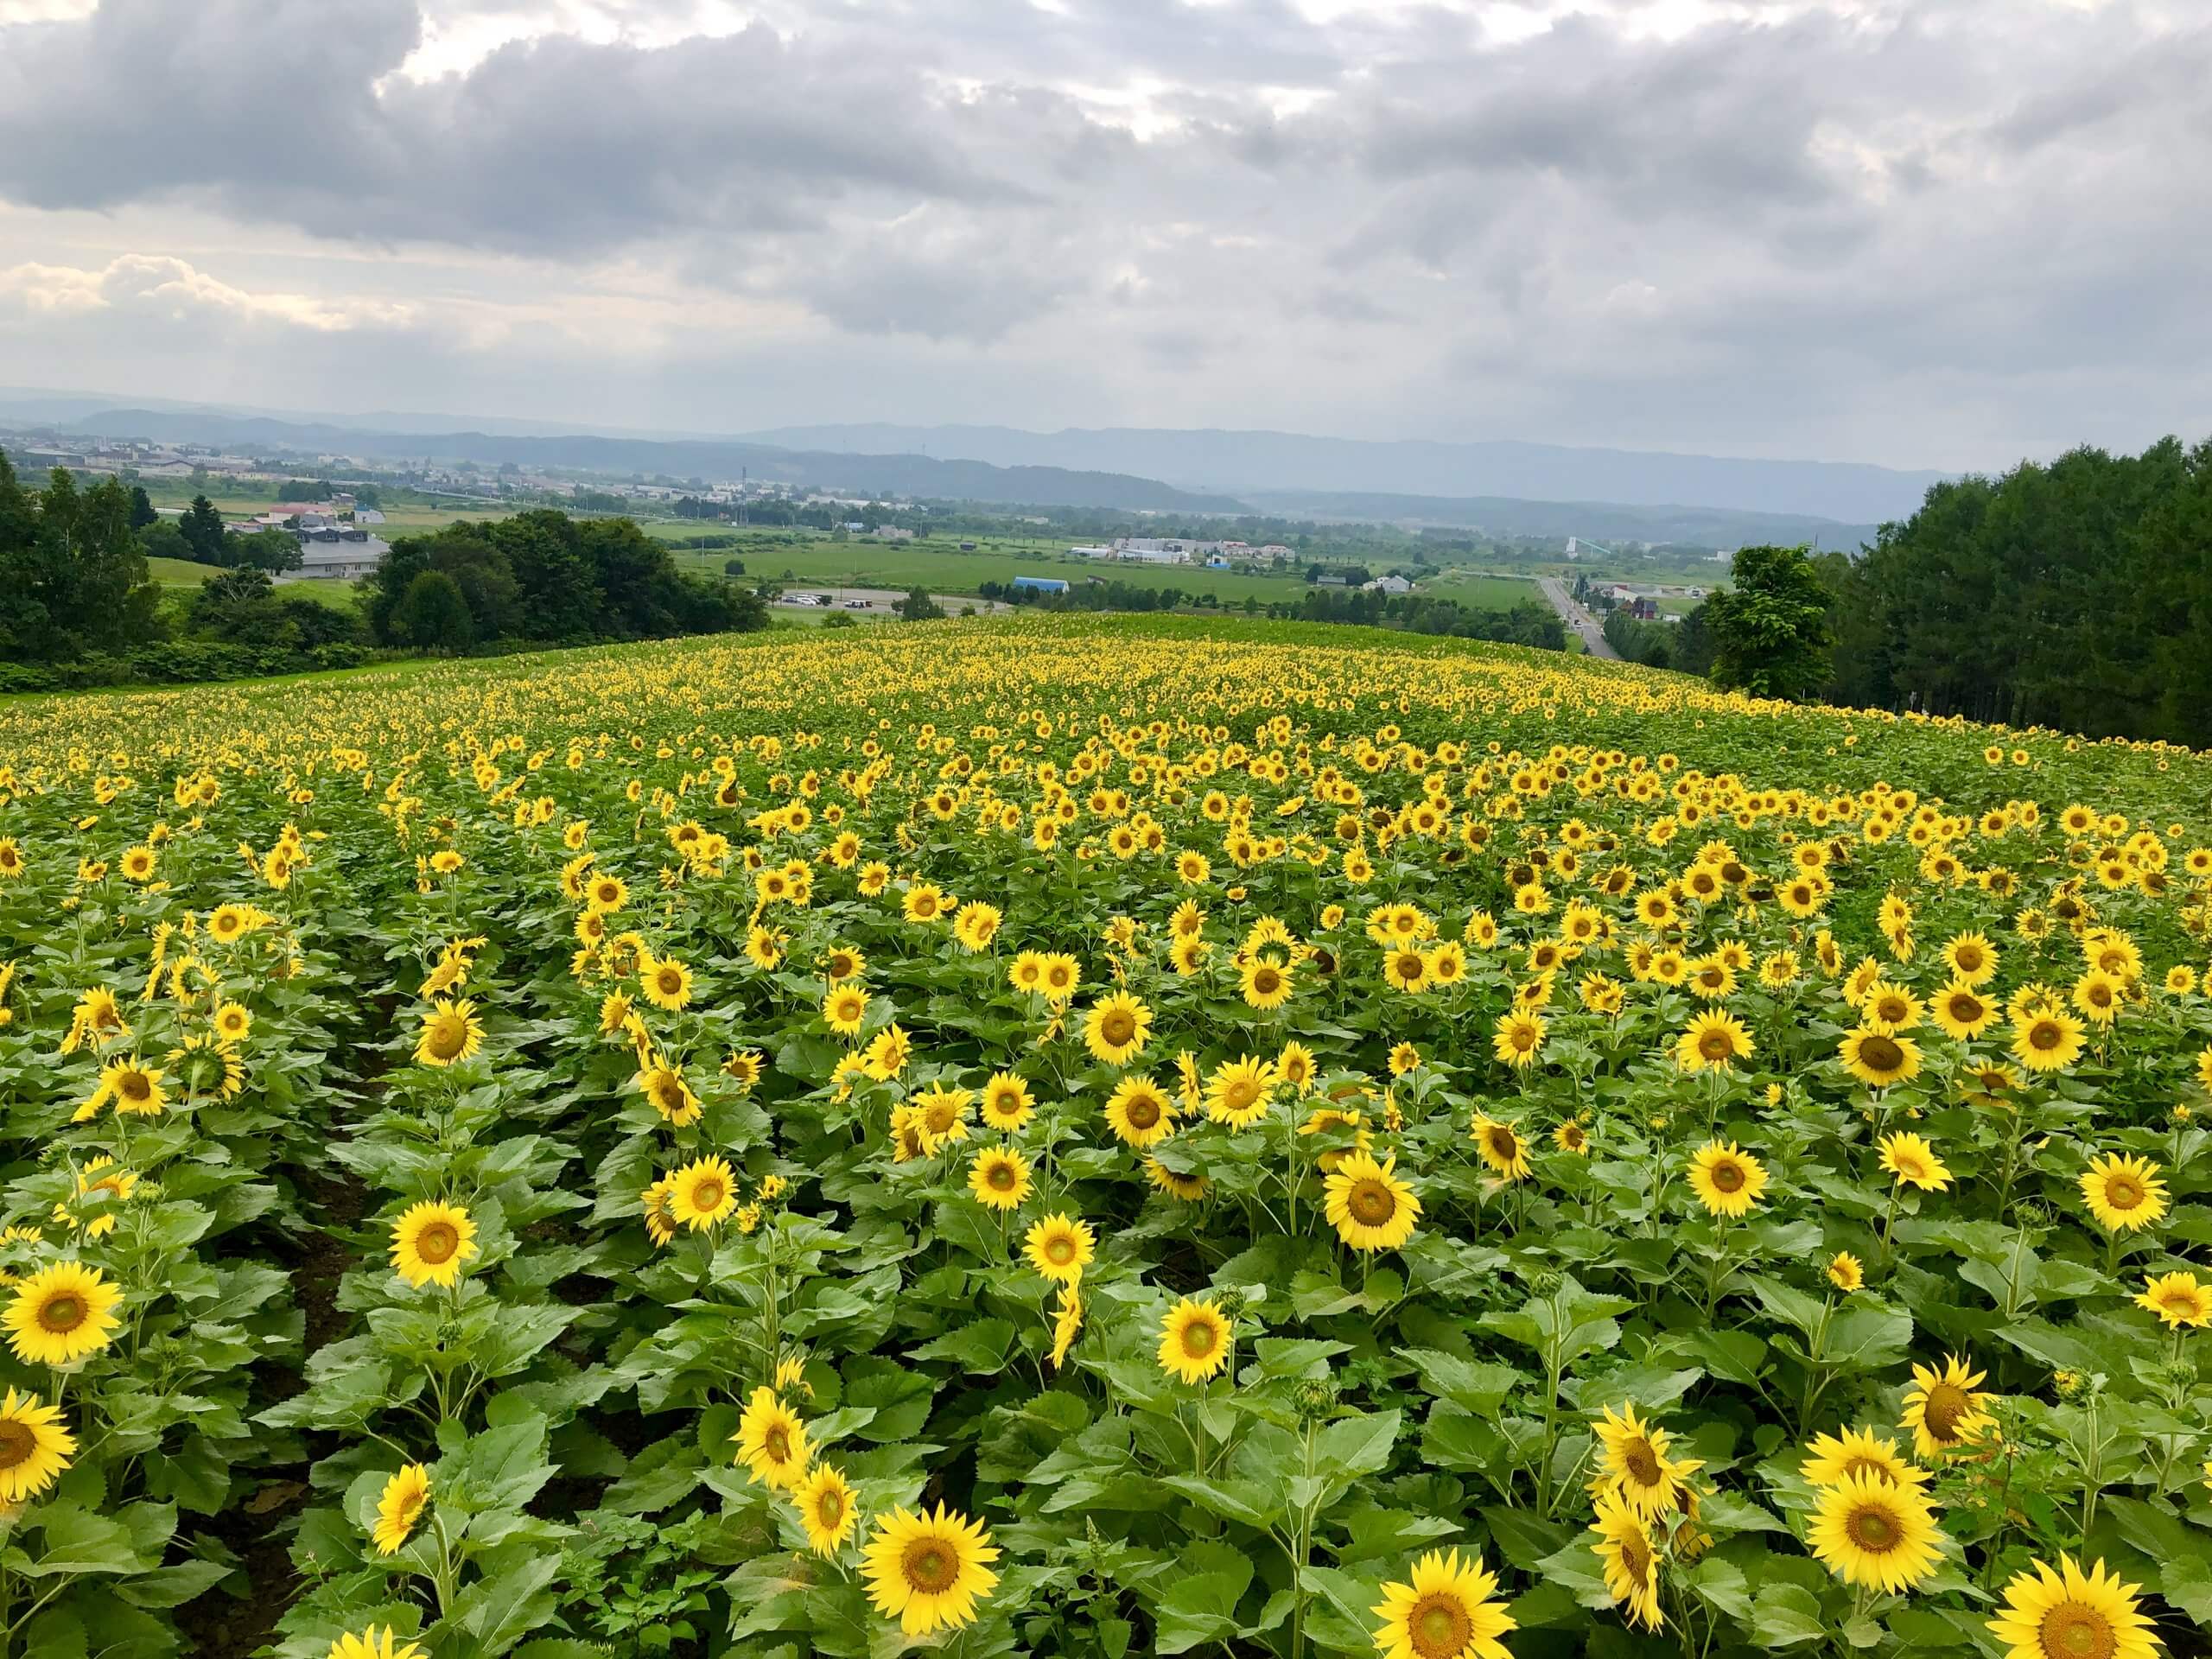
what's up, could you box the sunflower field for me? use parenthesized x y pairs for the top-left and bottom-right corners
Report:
(1, 613), (2209, 1659)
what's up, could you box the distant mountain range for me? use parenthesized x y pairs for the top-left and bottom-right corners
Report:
(742, 423), (1947, 525)
(3, 405), (1244, 514)
(0, 390), (1939, 538)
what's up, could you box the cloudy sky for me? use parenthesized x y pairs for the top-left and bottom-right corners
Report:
(1, 0), (2205, 470)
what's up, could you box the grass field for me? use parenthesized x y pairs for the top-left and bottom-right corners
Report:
(144, 555), (230, 586)
(143, 555), (362, 611)
(1423, 569), (1546, 610)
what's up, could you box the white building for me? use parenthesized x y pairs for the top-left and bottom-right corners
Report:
(1363, 575), (1414, 595)
(874, 526), (915, 542)
(1111, 537), (1195, 564)
(283, 532), (390, 582)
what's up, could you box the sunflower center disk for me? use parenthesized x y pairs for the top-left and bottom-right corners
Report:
(1351, 1183), (1395, 1224)
(903, 1540), (955, 1592)
(2039, 1605), (2115, 1659)
(1409, 1596), (1473, 1659)
(418, 1225), (457, 1264)
(0, 1421), (35, 1469)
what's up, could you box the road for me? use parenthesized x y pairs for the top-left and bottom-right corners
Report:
(1538, 575), (1621, 660)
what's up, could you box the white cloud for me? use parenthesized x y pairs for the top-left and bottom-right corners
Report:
(0, 255), (415, 330)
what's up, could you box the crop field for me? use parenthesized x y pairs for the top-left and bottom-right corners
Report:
(0, 615), (2209, 1659)
(653, 533), (1325, 604)
(1421, 573), (1546, 613)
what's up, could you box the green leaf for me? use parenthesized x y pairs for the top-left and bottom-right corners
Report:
(842, 1357), (936, 1441)
(909, 1317), (1016, 1373)
(17, 1507), (147, 1576)
(1398, 1348), (1522, 1414)
(1150, 1541), (1254, 1655)
(1314, 1410), (1401, 1480)
(1751, 1583), (1827, 1646)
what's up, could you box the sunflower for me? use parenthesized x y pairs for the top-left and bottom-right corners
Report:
(1861, 982), (1923, 1033)
(2012, 1009), (2086, 1072)
(213, 1001), (253, 1044)
(4, 1260), (123, 1365)
(967, 1147), (1032, 1211)
(1593, 1403), (1688, 1522)
(2133, 1270), (2212, 1328)
(413, 998), (484, 1068)
(1878, 1132), (1951, 1192)
(823, 984), (871, 1037)
(1491, 1011), (1547, 1069)
(1050, 1283), (1084, 1369)
(1588, 1491), (1663, 1631)
(862, 1023), (911, 1080)
(639, 1062), (702, 1126)
(1370, 1548), (1516, 1659)
(1083, 994), (1153, 1066)
(0, 1386), (75, 1503)
(1931, 982), (1998, 1039)
(1023, 1213), (1095, 1285)
(1839, 1027), (1921, 1088)
(1687, 1141), (1767, 1218)
(1470, 1116), (1531, 1182)
(860, 1504), (1001, 1636)
(978, 1071), (1034, 1131)
(2079, 1153), (2168, 1233)
(1204, 1056), (1276, 1129)
(642, 956), (694, 1011)
(327, 1630), (428, 1659)
(1240, 956), (1294, 1011)
(1800, 1427), (1929, 1491)
(1324, 1150), (1421, 1253)
(1675, 1010), (1753, 1073)
(640, 1177), (678, 1248)
(1942, 931), (1999, 985)
(795, 1464), (858, 1555)
(1987, 1555), (2159, 1659)
(372, 1463), (430, 1555)
(1827, 1251), (1865, 1291)
(1900, 1354), (1993, 1459)
(1144, 1155), (1211, 1202)
(73, 1053), (161, 1121)
(1275, 1040), (1318, 1092)
(1383, 946), (1431, 994)
(1156, 1297), (1234, 1384)
(952, 900), (1002, 952)
(1808, 1471), (1943, 1592)
(734, 1384), (811, 1490)
(388, 1201), (479, 1289)
(671, 1156), (738, 1231)
(1102, 1075), (1176, 1147)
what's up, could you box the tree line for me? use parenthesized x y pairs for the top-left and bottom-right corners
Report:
(0, 448), (767, 691)
(1614, 435), (2212, 750)
(362, 511), (766, 652)
(1821, 436), (2212, 745)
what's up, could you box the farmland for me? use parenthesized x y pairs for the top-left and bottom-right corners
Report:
(650, 530), (1329, 605)
(0, 614), (2207, 1659)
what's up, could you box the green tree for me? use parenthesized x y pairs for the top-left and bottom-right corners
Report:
(391, 569), (474, 652)
(128, 484), (158, 529)
(1703, 544), (1832, 701)
(178, 494), (228, 564)
(895, 587), (944, 621)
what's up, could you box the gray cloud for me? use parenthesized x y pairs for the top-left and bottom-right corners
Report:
(1, 0), (2209, 469)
